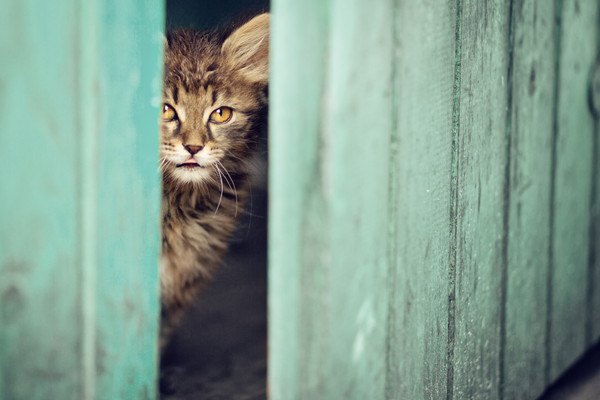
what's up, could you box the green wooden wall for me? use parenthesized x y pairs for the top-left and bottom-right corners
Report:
(0, 0), (163, 399)
(269, 0), (600, 399)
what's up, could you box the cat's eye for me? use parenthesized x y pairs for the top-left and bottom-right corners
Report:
(163, 104), (178, 122)
(209, 107), (233, 124)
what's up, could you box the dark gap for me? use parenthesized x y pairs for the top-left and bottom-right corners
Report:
(545, 0), (563, 386)
(384, 0), (400, 398)
(165, 0), (268, 31)
(447, 1), (463, 399)
(499, 0), (516, 398)
(538, 339), (600, 399)
(160, 1), (269, 399)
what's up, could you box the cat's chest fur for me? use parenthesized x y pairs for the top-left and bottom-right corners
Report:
(159, 190), (239, 302)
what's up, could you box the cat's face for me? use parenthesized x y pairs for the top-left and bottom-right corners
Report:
(160, 14), (269, 186)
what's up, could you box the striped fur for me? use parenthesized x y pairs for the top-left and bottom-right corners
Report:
(159, 14), (269, 347)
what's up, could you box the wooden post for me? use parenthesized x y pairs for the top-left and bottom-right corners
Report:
(0, 1), (163, 398)
(270, 1), (600, 399)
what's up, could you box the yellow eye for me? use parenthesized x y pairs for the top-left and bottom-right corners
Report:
(163, 104), (178, 121)
(209, 107), (233, 124)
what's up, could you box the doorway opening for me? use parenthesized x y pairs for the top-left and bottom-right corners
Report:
(160, 1), (269, 398)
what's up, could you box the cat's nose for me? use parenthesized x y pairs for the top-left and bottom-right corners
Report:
(184, 145), (204, 155)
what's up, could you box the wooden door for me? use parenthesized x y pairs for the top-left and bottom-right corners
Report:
(0, 1), (163, 398)
(269, 1), (600, 399)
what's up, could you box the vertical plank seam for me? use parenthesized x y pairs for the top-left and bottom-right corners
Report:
(310, 2), (332, 393)
(585, 13), (600, 346)
(78, 0), (99, 397)
(447, 1), (463, 399)
(499, 1), (516, 398)
(73, 0), (86, 397)
(384, 0), (400, 397)
(546, 0), (563, 385)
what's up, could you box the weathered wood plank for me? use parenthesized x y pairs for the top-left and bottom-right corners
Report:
(550, 0), (599, 382)
(385, 1), (456, 399)
(503, 1), (556, 398)
(268, 2), (329, 398)
(0, 2), (81, 399)
(269, 0), (393, 398)
(593, 53), (600, 341)
(90, 1), (163, 398)
(452, 1), (511, 398)
(0, 0), (163, 398)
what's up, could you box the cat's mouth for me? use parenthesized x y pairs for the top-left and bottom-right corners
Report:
(176, 159), (204, 169)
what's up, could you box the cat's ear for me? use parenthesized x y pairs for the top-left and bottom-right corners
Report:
(222, 13), (269, 84)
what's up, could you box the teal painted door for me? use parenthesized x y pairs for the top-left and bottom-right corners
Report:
(269, 1), (600, 399)
(0, 0), (163, 399)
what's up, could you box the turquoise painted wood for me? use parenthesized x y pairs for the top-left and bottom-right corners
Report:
(452, 2), (510, 398)
(504, 1), (556, 398)
(268, 2), (329, 398)
(270, 1), (600, 399)
(550, 0), (599, 382)
(269, 0), (393, 398)
(386, 1), (457, 399)
(593, 47), (600, 340)
(0, 0), (163, 399)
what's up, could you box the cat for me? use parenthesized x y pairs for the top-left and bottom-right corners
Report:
(159, 13), (269, 347)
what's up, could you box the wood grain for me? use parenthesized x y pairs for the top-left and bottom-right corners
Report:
(587, 1), (600, 350)
(385, 1), (457, 399)
(451, 1), (511, 399)
(0, 1), (82, 398)
(268, 1), (329, 398)
(503, 1), (556, 398)
(550, 0), (599, 382)
(90, 1), (163, 398)
(0, 0), (163, 398)
(269, 0), (600, 398)
(269, 0), (393, 398)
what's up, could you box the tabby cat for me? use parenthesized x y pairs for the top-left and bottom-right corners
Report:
(159, 13), (269, 346)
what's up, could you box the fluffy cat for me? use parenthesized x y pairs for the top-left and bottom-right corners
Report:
(159, 13), (269, 346)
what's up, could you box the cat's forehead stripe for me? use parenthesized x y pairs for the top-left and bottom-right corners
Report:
(210, 86), (217, 105)
(173, 74), (216, 95)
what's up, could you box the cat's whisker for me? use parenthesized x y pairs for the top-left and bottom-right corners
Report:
(246, 182), (253, 236)
(216, 160), (238, 217)
(161, 158), (170, 172)
(158, 157), (167, 172)
(213, 164), (225, 215)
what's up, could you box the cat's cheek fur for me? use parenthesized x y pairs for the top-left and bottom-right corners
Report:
(171, 166), (213, 184)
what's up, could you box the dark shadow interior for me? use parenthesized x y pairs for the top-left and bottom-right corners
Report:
(160, 1), (269, 398)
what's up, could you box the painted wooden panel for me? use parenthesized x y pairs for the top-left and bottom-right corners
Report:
(91, 1), (163, 398)
(451, 1), (510, 398)
(0, 0), (163, 399)
(550, 0), (599, 382)
(269, 0), (393, 398)
(593, 51), (600, 340)
(268, 2), (328, 398)
(319, 1), (393, 397)
(503, 1), (556, 398)
(385, 1), (456, 399)
(270, 0), (599, 399)
(0, 2), (81, 398)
